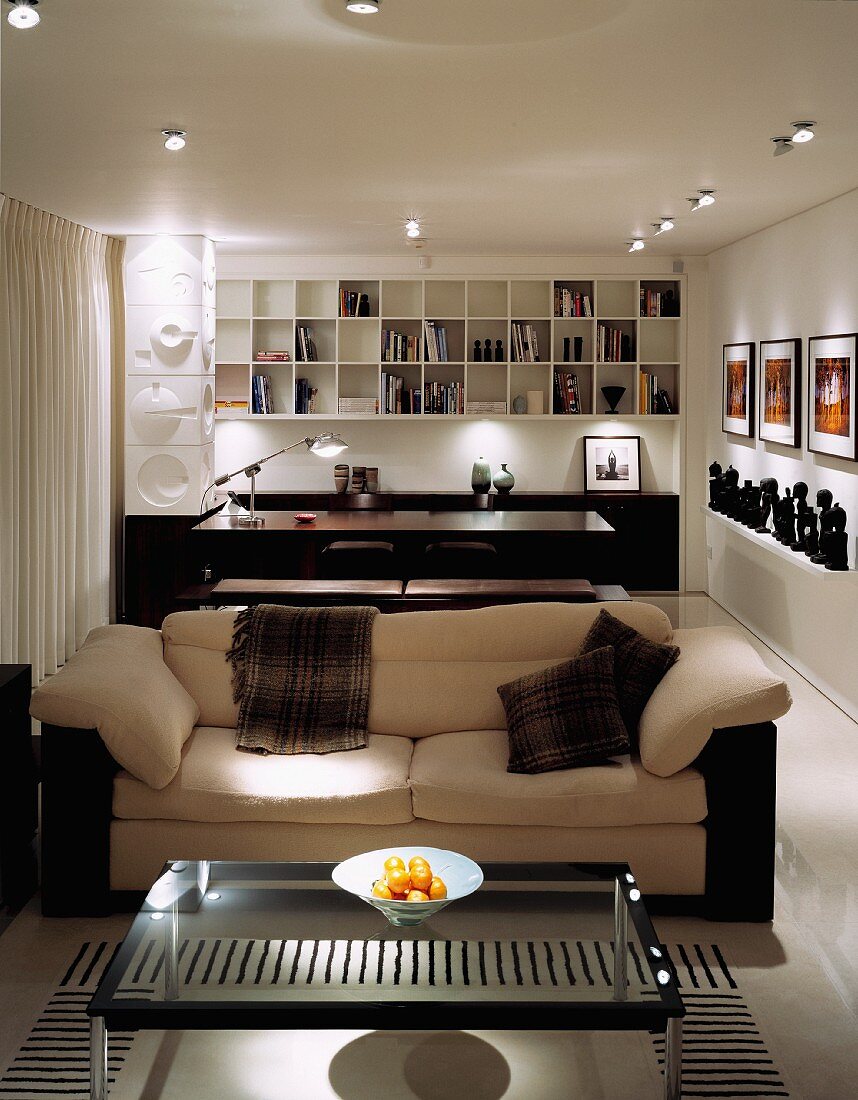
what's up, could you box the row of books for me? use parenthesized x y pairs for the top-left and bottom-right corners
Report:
(511, 322), (541, 362)
(553, 371), (583, 414)
(423, 320), (450, 363)
(424, 380), (464, 415)
(295, 377), (318, 415)
(597, 324), (633, 363)
(640, 288), (679, 318)
(381, 372), (422, 414)
(382, 330), (421, 363)
(554, 288), (592, 318)
(339, 290), (369, 317)
(252, 375), (274, 414)
(255, 350), (290, 362)
(638, 372), (674, 414)
(295, 326), (319, 362)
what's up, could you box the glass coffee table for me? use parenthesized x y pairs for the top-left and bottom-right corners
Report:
(88, 860), (684, 1099)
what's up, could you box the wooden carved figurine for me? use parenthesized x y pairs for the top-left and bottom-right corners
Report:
(473, 339), (482, 363)
(484, 339), (493, 363)
(496, 339), (505, 362)
(756, 477), (779, 534)
(790, 482), (810, 551)
(810, 490), (834, 564)
(824, 503), (849, 571)
(708, 461), (724, 509)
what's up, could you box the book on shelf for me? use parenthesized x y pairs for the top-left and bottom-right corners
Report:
(255, 350), (291, 362)
(382, 329), (421, 363)
(380, 372), (421, 414)
(553, 371), (581, 414)
(423, 380), (463, 415)
(640, 287), (679, 318)
(511, 322), (541, 362)
(215, 399), (249, 413)
(637, 371), (674, 414)
(295, 377), (318, 415)
(423, 320), (450, 363)
(338, 396), (379, 415)
(295, 326), (318, 362)
(465, 401), (507, 415)
(597, 324), (632, 362)
(251, 375), (273, 414)
(553, 287), (592, 318)
(339, 289), (369, 317)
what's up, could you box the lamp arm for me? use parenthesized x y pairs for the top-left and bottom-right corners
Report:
(213, 446), (288, 487)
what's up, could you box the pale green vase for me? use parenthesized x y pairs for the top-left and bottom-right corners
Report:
(493, 463), (515, 494)
(471, 456), (491, 493)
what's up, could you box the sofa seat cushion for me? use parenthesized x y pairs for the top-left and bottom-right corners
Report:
(113, 727), (414, 825)
(409, 729), (707, 828)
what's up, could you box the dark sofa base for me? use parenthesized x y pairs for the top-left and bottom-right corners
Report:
(39, 722), (777, 922)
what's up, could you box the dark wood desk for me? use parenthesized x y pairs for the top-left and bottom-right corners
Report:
(192, 509), (615, 586)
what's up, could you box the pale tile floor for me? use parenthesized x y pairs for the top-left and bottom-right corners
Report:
(1, 595), (856, 1098)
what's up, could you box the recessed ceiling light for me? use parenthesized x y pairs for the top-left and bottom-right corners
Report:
(6, 0), (40, 28)
(162, 129), (187, 151)
(652, 218), (675, 235)
(346, 0), (379, 12)
(792, 121), (815, 143)
(772, 136), (794, 157)
(688, 190), (716, 212)
(627, 239), (645, 253)
(405, 219), (419, 232)
(406, 226), (421, 238)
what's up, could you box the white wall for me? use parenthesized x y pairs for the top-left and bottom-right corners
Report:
(705, 186), (858, 717)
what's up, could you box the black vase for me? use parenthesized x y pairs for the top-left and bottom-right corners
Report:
(601, 385), (626, 414)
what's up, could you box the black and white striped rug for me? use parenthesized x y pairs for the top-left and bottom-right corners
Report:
(1, 939), (790, 1098)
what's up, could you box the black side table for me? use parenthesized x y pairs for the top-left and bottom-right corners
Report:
(0, 664), (38, 908)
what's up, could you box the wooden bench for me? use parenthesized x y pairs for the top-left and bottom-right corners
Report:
(175, 578), (630, 612)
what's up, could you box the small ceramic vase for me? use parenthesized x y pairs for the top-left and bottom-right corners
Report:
(334, 464), (349, 493)
(365, 467), (379, 494)
(351, 466), (366, 493)
(471, 456), (492, 493)
(493, 464), (515, 494)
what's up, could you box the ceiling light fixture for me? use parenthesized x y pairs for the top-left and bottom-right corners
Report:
(6, 0), (40, 28)
(791, 121), (816, 143)
(346, 0), (380, 12)
(772, 136), (794, 157)
(652, 217), (675, 235)
(627, 239), (645, 253)
(162, 130), (187, 151)
(688, 190), (716, 212)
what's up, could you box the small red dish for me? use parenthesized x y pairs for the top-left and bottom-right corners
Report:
(294, 512), (317, 523)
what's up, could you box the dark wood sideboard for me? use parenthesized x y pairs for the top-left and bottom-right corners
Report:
(124, 492), (678, 628)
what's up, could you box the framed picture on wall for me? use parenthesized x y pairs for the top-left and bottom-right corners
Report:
(759, 338), (801, 447)
(722, 342), (755, 437)
(583, 435), (641, 492)
(808, 332), (858, 460)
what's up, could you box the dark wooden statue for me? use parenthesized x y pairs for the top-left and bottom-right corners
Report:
(810, 490), (834, 564)
(484, 339), (493, 363)
(720, 465), (740, 517)
(775, 487), (796, 545)
(708, 461), (724, 510)
(756, 477), (779, 534)
(473, 339), (482, 362)
(745, 484), (763, 529)
(824, 503), (849, 571)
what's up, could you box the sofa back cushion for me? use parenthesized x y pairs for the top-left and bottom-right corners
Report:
(162, 602), (674, 737)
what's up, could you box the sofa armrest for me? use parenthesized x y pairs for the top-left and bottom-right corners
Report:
(638, 626), (791, 777)
(30, 624), (199, 789)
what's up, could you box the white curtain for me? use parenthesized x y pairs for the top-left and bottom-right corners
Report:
(0, 195), (125, 683)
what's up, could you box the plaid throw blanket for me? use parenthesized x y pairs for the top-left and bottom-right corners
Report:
(227, 604), (377, 754)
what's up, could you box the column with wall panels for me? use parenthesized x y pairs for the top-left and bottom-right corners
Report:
(124, 236), (216, 515)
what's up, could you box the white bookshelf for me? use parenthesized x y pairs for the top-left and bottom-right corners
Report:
(214, 276), (684, 420)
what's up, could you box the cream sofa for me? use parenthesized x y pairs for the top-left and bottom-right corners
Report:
(31, 602), (791, 919)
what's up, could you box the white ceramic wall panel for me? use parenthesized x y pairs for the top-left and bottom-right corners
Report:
(126, 376), (215, 447)
(125, 235), (214, 515)
(125, 443), (214, 516)
(706, 187), (858, 717)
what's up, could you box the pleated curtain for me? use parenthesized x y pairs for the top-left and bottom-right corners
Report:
(0, 195), (125, 683)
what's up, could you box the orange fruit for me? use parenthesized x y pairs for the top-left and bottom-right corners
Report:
(408, 855), (429, 871)
(428, 877), (447, 900)
(406, 889), (430, 903)
(392, 892), (408, 900)
(384, 855), (406, 873)
(372, 880), (393, 900)
(386, 867), (411, 895)
(410, 864), (433, 892)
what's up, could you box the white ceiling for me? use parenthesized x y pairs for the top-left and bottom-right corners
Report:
(3, 0), (858, 257)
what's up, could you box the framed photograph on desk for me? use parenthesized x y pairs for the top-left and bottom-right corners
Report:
(583, 435), (641, 493)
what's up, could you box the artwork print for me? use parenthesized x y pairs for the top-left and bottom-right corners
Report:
(583, 435), (641, 493)
(807, 334), (858, 460)
(722, 343), (755, 437)
(759, 338), (801, 447)
(595, 444), (630, 482)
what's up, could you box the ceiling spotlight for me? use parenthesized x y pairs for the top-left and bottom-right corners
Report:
(627, 239), (645, 253)
(772, 136), (794, 157)
(346, 0), (380, 11)
(652, 217), (675, 235)
(406, 226), (421, 238)
(162, 130), (187, 151)
(405, 219), (420, 231)
(688, 190), (716, 212)
(792, 121), (815, 143)
(6, 0), (40, 28)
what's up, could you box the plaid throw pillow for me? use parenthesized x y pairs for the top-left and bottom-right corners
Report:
(579, 610), (680, 745)
(498, 646), (629, 775)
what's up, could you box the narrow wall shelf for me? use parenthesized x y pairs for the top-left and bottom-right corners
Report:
(701, 506), (857, 578)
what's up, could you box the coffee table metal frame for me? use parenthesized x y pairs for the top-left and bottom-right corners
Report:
(88, 860), (684, 1099)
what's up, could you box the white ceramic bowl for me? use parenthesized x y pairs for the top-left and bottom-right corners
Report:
(332, 846), (484, 927)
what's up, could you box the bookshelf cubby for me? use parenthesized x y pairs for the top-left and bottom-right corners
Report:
(214, 276), (684, 419)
